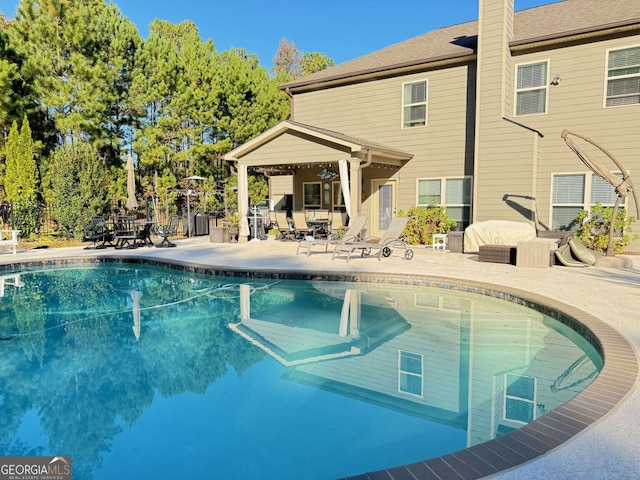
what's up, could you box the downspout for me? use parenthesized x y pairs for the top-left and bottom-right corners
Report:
(503, 117), (544, 229)
(285, 87), (294, 120)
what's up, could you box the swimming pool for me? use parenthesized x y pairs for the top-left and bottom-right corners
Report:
(0, 263), (602, 479)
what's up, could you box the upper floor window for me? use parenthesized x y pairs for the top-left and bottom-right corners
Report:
(606, 46), (640, 107)
(417, 177), (472, 231)
(402, 80), (427, 128)
(515, 61), (548, 116)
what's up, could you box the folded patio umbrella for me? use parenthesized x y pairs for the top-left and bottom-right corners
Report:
(125, 156), (139, 211)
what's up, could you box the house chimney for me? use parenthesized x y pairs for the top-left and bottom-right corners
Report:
(476, 0), (515, 117)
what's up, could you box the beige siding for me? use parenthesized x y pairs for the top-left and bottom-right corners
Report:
(512, 36), (640, 248)
(240, 131), (351, 166)
(294, 66), (472, 214)
(269, 175), (292, 211)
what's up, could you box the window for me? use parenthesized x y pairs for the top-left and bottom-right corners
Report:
(417, 177), (472, 230)
(551, 172), (625, 231)
(398, 351), (423, 397)
(606, 46), (640, 107)
(402, 80), (427, 128)
(303, 182), (321, 209)
(504, 374), (536, 423)
(332, 181), (345, 207)
(516, 61), (548, 115)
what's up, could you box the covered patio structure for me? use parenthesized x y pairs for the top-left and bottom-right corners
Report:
(222, 120), (413, 240)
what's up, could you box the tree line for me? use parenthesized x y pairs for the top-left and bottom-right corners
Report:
(0, 0), (333, 237)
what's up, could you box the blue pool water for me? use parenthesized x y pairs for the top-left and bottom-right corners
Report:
(0, 265), (601, 480)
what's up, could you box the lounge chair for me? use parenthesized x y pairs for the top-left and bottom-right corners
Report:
(296, 215), (368, 256)
(331, 216), (413, 262)
(155, 215), (179, 247)
(275, 211), (296, 241)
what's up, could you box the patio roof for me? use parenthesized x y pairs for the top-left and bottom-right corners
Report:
(222, 120), (414, 165)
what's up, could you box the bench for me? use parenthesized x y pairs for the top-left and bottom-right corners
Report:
(0, 229), (20, 255)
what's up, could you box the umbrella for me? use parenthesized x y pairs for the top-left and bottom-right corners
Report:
(561, 130), (639, 256)
(125, 156), (139, 210)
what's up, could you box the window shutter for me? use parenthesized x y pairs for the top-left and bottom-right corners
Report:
(553, 174), (585, 203)
(445, 178), (471, 204)
(591, 174), (620, 205)
(518, 63), (547, 89)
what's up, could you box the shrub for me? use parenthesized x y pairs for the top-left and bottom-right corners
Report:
(399, 203), (457, 245)
(573, 202), (637, 253)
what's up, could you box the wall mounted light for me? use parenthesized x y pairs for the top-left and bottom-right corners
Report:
(550, 74), (562, 86)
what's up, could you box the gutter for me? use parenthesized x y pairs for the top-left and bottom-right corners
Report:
(280, 54), (476, 94)
(510, 21), (640, 52)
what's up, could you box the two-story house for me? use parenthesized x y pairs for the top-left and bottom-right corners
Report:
(223, 0), (640, 251)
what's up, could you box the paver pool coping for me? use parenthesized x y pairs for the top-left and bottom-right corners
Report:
(2, 255), (637, 480)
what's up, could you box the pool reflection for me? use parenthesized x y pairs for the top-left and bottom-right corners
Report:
(231, 281), (602, 447)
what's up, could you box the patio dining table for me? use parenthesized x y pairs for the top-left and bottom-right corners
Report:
(306, 219), (331, 239)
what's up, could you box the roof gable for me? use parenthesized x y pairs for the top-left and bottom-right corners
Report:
(222, 120), (413, 162)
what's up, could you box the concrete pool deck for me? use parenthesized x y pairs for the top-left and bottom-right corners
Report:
(1, 237), (638, 479)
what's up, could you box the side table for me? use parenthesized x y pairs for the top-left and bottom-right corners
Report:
(432, 233), (448, 251)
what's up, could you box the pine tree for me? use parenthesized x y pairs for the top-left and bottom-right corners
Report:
(4, 120), (18, 200)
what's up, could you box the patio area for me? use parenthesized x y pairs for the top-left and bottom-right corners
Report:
(1, 237), (638, 479)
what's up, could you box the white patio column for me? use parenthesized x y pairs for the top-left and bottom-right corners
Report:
(349, 158), (361, 218)
(238, 164), (250, 241)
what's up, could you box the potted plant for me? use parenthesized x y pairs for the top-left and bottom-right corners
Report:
(267, 228), (280, 241)
(225, 213), (240, 242)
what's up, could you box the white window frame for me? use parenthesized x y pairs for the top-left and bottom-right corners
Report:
(503, 373), (537, 424)
(302, 182), (321, 209)
(401, 79), (428, 129)
(416, 176), (472, 230)
(550, 171), (626, 231)
(514, 59), (549, 116)
(398, 350), (423, 398)
(604, 44), (640, 108)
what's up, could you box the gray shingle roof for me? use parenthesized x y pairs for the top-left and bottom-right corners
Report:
(282, 0), (640, 90)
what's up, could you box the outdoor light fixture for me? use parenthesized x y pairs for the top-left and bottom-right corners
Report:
(550, 74), (562, 85)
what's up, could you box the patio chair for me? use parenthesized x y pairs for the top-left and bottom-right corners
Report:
(155, 215), (179, 247)
(291, 211), (310, 239)
(82, 216), (114, 249)
(113, 216), (139, 249)
(331, 216), (413, 262)
(275, 211), (296, 241)
(296, 215), (368, 256)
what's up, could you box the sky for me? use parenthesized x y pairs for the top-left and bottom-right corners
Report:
(1, 0), (557, 69)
